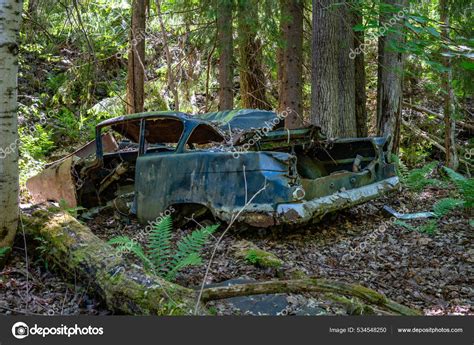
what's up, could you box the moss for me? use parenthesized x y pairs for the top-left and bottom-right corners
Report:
(244, 249), (283, 268)
(233, 240), (283, 268)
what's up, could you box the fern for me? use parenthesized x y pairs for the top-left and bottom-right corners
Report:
(171, 224), (218, 268)
(433, 198), (465, 217)
(166, 253), (202, 281)
(395, 219), (437, 235)
(418, 220), (438, 235)
(443, 167), (474, 208)
(108, 236), (153, 270)
(404, 161), (440, 191)
(391, 154), (408, 182)
(147, 216), (173, 274)
(108, 218), (218, 281)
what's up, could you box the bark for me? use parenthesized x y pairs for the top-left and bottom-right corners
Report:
(156, 0), (180, 111)
(376, 0), (407, 153)
(278, 0), (304, 128)
(311, 0), (357, 137)
(237, 0), (270, 110)
(353, 10), (368, 137)
(0, 0), (22, 256)
(200, 277), (421, 315)
(21, 209), (199, 315)
(217, 0), (234, 111)
(439, 0), (459, 170)
(126, 0), (146, 114)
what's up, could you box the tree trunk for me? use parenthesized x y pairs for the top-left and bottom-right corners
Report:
(278, 0), (304, 128)
(439, 0), (459, 170)
(237, 0), (270, 110)
(156, 0), (180, 111)
(217, 0), (234, 111)
(353, 10), (368, 137)
(21, 209), (199, 315)
(311, 0), (356, 138)
(0, 0), (22, 258)
(376, 0), (407, 153)
(126, 0), (146, 114)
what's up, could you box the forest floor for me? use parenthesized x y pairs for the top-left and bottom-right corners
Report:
(1, 184), (472, 316)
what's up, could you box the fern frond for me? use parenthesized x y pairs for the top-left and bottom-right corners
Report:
(108, 236), (134, 246)
(391, 154), (408, 181)
(172, 224), (218, 267)
(418, 220), (437, 235)
(165, 253), (202, 281)
(433, 198), (465, 217)
(147, 215), (173, 274)
(405, 161), (440, 191)
(0, 247), (10, 258)
(443, 167), (474, 208)
(108, 236), (153, 270)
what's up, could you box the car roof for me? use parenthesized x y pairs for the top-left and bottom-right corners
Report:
(96, 111), (200, 128)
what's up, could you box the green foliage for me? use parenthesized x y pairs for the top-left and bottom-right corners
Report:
(433, 198), (465, 217)
(58, 199), (86, 217)
(148, 216), (173, 275)
(394, 219), (437, 235)
(404, 161), (441, 191)
(108, 236), (154, 269)
(391, 154), (409, 181)
(108, 216), (218, 281)
(443, 167), (474, 208)
(0, 247), (11, 259)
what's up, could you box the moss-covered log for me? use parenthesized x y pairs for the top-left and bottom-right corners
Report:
(21, 207), (420, 316)
(21, 208), (199, 315)
(199, 277), (422, 316)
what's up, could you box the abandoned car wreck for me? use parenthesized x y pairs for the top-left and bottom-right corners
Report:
(26, 109), (399, 228)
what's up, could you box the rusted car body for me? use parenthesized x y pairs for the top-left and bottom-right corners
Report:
(26, 110), (399, 228)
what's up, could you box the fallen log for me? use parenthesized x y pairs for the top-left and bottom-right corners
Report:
(22, 207), (421, 316)
(403, 102), (474, 132)
(199, 277), (421, 316)
(21, 208), (199, 315)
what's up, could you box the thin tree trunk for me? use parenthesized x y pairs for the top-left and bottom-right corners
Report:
(376, 0), (407, 153)
(353, 9), (368, 137)
(279, 0), (304, 128)
(237, 0), (270, 110)
(439, 0), (459, 170)
(311, 0), (356, 137)
(126, 0), (147, 114)
(0, 0), (22, 257)
(156, 0), (180, 111)
(217, 0), (234, 111)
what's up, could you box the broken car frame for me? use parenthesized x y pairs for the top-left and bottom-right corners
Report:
(26, 109), (399, 228)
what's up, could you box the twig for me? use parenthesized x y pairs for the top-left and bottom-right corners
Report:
(194, 167), (267, 314)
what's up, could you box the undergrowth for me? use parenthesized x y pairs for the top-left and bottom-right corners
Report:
(392, 157), (472, 235)
(108, 216), (218, 281)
